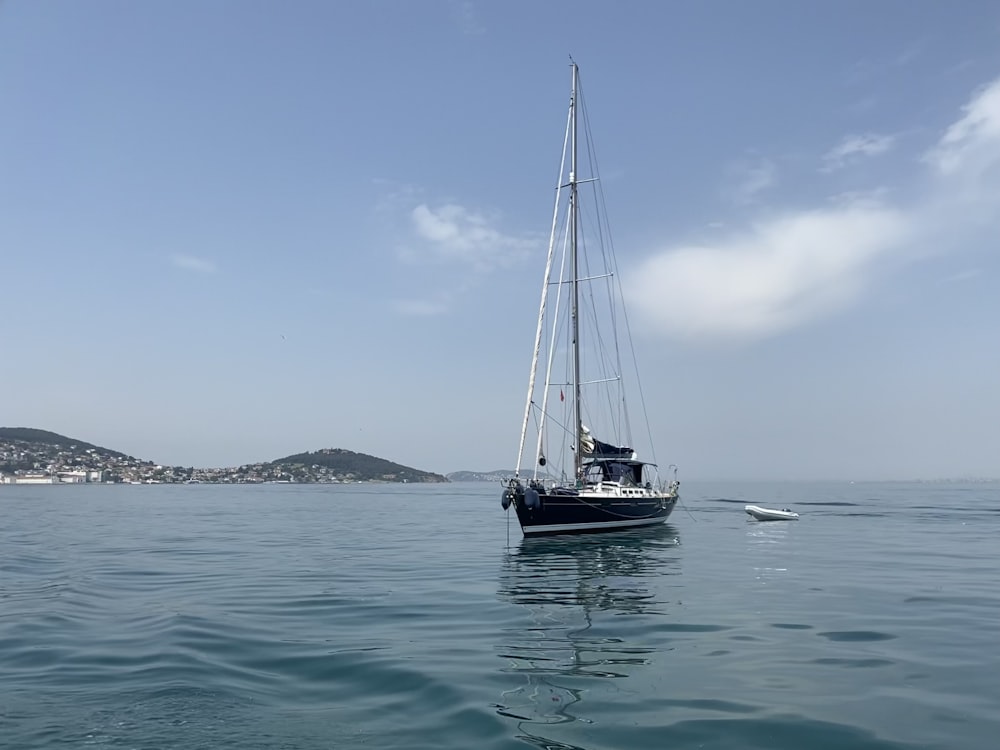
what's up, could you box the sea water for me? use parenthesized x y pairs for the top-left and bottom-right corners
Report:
(1, 481), (997, 749)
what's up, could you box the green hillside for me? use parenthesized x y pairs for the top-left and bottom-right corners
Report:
(0, 427), (130, 458)
(0, 427), (447, 484)
(269, 448), (448, 483)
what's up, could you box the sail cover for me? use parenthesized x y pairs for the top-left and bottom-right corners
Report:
(580, 427), (632, 458)
(590, 438), (633, 458)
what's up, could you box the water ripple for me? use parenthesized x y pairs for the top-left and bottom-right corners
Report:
(2, 481), (999, 749)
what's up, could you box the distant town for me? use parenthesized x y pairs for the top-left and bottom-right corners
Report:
(0, 428), (448, 485)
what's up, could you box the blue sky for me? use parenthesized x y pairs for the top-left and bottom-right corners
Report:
(2, 1), (998, 479)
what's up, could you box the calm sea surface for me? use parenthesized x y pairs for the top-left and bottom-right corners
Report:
(2, 481), (998, 749)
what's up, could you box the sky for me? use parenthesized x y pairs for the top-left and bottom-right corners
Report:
(2, 1), (999, 480)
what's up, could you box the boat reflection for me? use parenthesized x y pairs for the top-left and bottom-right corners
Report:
(494, 526), (681, 740)
(498, 525), (682, 614)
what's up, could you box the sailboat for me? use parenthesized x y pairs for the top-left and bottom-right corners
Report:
(501, 62), (680, 536)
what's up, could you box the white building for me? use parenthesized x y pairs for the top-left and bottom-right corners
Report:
(3, 474), (60, 484)
(0, 470), (104, 484)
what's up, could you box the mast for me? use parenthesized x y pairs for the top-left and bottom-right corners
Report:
(570, 61), (583, 482)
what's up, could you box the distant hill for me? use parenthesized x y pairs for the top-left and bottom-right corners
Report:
(447, 469), (559, 482)
(0, 427), (447, 484)
(447, 470), (515, 482)
(0, 427), (130, 458)
(269, 448), (448, 483)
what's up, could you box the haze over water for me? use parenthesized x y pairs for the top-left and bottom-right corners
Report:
(2, 481), (998, 749)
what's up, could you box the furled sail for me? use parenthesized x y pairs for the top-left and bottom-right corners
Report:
(580, 426), (634, 459)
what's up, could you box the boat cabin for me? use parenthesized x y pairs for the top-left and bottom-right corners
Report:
(583, 459), (647, 487)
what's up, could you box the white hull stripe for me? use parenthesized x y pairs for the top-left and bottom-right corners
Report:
(522, 516), (667, 535)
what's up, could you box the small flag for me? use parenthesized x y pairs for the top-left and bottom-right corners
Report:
(560, 389), (564, 402)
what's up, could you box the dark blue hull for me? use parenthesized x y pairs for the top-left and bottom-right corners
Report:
(512, 490), (676, 536)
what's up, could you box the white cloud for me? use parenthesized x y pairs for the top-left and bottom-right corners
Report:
(822, 133), (896, 171)
(941, 268), (982, 284)
(170, 254), (216, 273)
(628, 204), (907, 340)
(373, 185), (539, 314)
(394, 298), (450, 316)
(893, 45), (921, 68)
(926, 78), (1000, 178)
(450, 0), (484, 35)
(723, 158), (776, 204)
(846, 95), (880, 115)
(629, 74), (1000, 342)
(827, 187), (893, 207)
(845, 42), (925, 86)
(410, 203), (536, 270)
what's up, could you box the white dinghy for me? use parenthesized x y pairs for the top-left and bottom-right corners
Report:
(745, 505), (799, 521)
